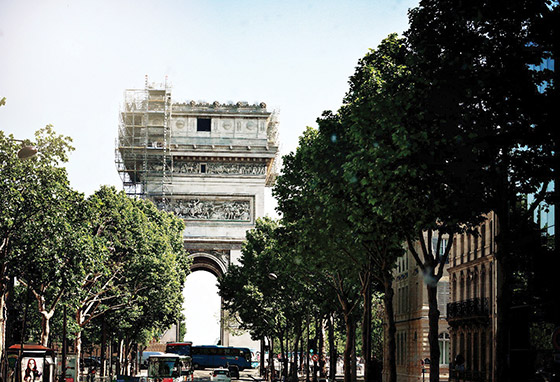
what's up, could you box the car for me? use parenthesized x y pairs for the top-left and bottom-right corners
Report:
(210, 368), (231, 382)
(227, 364), (239, 379)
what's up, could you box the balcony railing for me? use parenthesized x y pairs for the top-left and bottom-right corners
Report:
(449, 369), (489, 382)
(447, 297), (489, 320)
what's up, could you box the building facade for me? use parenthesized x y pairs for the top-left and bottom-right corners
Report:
(385, 237), (451, 382)
(447, 212), (498, 382)
(115, 77), (279, 347)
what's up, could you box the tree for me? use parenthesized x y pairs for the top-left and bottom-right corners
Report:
(404, 1), (558, 379)
(334, 32), (499, 381)
(71, 186), (189, 374)
(274, 127), (375, 382)
(0, 126), (74, 374)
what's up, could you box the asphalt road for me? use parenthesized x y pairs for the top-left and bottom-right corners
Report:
(192, 368), (262, 381)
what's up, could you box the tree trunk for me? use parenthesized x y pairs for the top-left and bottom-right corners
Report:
(291, 326), (301, 382)
(40, 312), (51, 347)
(279, 330), (285, 378)
(101, 318), (107, 378)
(351, 337), (357, 382)
(327, 314), (337, 381)
(0, 262), (8, 382)
(109, 341), (114, 380)
(124, 340), (130, 376)
(494, 201), (511, 382)
(362, 278), (372, 382)
(75, 329), (82, 381)
(118, 339), (124, 375)
(260, 339), (265, 377)
(426, 283), (440, 382)
(268, 337), (274, 382)
(382, 273), (397, 382)
(343, 313), (356, 382)
(318, 318), (325, 378)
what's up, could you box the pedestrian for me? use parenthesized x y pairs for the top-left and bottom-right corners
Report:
(454, 354), (465, 381)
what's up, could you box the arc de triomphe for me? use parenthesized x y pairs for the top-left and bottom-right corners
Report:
(116, 78), (279, 347)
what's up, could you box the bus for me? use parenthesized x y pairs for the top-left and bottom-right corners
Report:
(165, 343), (252, 370)
(147, 353), (193, 382)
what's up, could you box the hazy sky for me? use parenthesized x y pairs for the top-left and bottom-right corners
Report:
(1, 0), (418, 344)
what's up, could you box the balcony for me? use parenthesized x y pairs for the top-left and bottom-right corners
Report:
(447, 298), (490, 324)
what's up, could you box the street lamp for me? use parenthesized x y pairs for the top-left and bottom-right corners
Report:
(17, 145), (38, 159)
(10, 138), (38, 159)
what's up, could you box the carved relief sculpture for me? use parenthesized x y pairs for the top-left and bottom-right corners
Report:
(155, 198), (251, 222)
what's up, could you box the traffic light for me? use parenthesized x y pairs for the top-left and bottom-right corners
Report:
(308, 339), (316, 354)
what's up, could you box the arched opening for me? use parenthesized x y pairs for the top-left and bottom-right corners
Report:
(182, 253), (228, 345)
(183, 270), (221, 345)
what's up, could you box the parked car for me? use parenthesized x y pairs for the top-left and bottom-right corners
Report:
(210, 368), (231, 382)
(227, 364), (239, 379)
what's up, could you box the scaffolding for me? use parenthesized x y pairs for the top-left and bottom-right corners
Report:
(115, 76), (173, 199)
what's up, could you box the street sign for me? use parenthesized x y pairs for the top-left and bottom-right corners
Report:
(312, 354), (319, 363)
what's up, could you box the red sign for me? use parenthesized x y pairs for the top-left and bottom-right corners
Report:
(311, 354), (319, 362)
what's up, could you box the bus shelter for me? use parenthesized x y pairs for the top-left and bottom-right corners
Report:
(7, 344), (56, 382)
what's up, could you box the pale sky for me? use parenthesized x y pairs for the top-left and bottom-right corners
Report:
(1, 0), (418, 344)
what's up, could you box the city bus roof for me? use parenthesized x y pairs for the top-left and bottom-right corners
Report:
(147, 353), (184, 359)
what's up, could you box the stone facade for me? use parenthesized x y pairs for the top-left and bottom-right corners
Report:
(116, 80), (279, 348)
(447, 212), (498, 382)
(384, 238), (450, 382)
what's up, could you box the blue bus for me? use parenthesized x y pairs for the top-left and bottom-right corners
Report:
(165, 343), (252, 370)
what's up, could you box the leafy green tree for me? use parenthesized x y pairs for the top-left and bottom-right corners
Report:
(15, 187), (89, 346)
(336, 32), (498, 381)
(274, 127), (370, 382)
(220, 218), (328, 381)
(220, 218), (282, 343)
(404, 2), (558, 379)
(72, 186), (189, 373)
(315, 108), (405, 382)
(0, 126), (74, 368)
(102, 198), (189, 374)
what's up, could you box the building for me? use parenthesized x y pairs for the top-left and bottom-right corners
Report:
(115, 77), (279, 347)
(386, 236), (450, 382)
(447, 212), (498, 382)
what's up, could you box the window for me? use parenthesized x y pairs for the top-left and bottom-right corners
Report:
(460, 272), (465, 301)
(460, 235), (465, 263)
(453, 237), (457, 266)
(473, 270), (478, 299)
(200, 163), (207, 173)
(481, 224), (486, 257)
(474, 229), (479, 258)
(467, 234), (471, 261)
(197, 118), (211, 132)
(397, 332), (407, 366)
(439, 333), (450, 365)
(481, 267), (486, 300)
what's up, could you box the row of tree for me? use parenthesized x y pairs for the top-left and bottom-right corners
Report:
(0, 125), (190, 378)
(220, 1), (558, 382)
